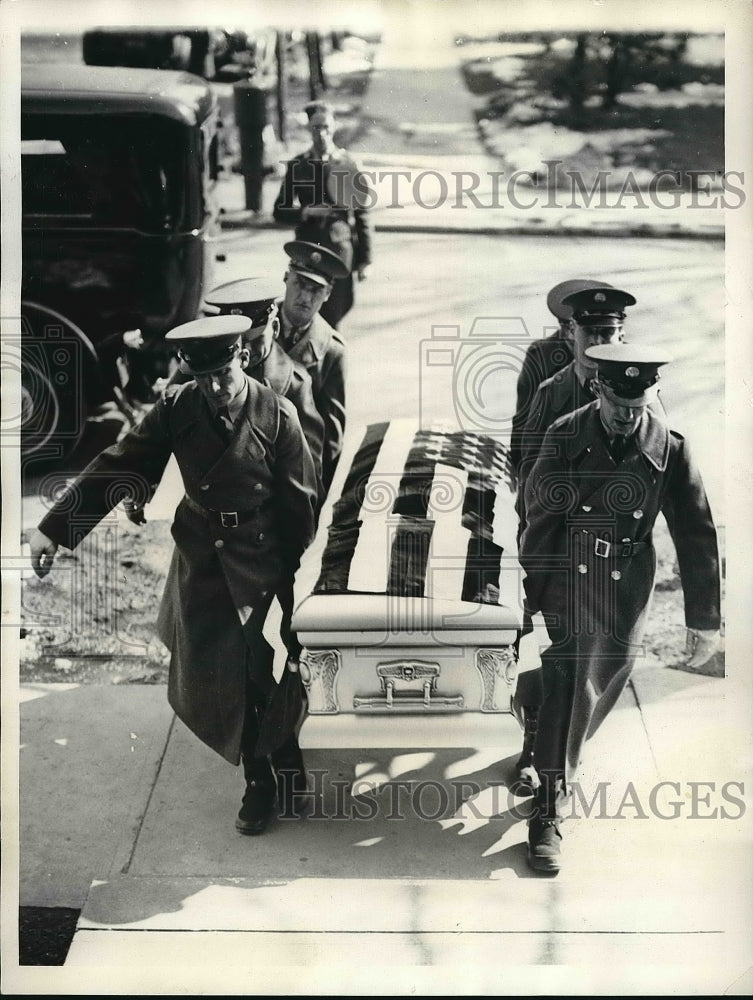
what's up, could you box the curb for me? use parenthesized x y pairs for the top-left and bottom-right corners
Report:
(217, 213), (724, 240)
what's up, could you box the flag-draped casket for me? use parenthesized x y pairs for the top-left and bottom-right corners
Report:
(292, 420), (524, 716)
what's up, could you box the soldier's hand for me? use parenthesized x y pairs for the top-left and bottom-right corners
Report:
(357, 265), (370, 282)
(122, 499), (147, 526)
(301, 204), (331, 222)
(684, 628), (721, 670)
(29, 529), (58, 580)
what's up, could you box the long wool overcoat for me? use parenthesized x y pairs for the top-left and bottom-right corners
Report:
(39, 377), (318, 764)
(510, 332), (573, 474)
(519, 402), (720, 782)
(277, 308), (347, 493)
(247, 339), (325, 497)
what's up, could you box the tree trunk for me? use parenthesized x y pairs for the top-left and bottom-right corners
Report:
(604, 35), (625, 110)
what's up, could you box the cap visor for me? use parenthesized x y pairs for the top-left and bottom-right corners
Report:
(291, 266), (330, 287)
(600, 381), (659, 407)
(180, 360), (231, 376)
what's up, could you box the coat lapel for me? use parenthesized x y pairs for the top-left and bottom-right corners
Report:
(287, 315), (330, 369)
(563, 405), (619, 507)
(171, 384), (229, 480)
(258, 340), (294, 396)
(207, 378), (269, 477)
(177, 378), (267, 484)
(562, 407), (669, 509)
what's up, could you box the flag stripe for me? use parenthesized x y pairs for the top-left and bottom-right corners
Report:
(315, 420), (515, 604)
(346, 421), (419, 592)
(424, 463), (471, 601)
(314, 421), (389, 593)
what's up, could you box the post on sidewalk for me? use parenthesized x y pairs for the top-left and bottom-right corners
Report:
(306, 31), (327, 100)
(232, 75), (272, 212)
(275, 29), (288, 146)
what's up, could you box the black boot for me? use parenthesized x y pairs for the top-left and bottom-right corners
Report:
(236, 754), (276, 835)
(512, 706), (541, 796)
(272, 735), (309, 819)
(237, 697), (276, 835)
(527, 777), (563, 873)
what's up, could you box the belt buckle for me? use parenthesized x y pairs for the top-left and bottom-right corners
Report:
(594, 537), (611, 558)
(220, 511), (239, 529)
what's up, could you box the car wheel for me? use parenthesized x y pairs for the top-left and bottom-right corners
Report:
(20, 302), (91, 462)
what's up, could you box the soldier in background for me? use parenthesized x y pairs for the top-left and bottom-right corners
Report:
(273, 100), (373, 329)
(516, 286), (636, 507)
(276, 240), (349, 493)
(510, 279), (613, 475)
(29, 316), (318, 837)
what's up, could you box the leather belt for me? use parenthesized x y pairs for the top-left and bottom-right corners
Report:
(577, 530), (649, 559)
(183, 493), (264, 528)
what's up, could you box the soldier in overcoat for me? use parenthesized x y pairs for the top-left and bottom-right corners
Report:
(516, 286), (636, 508)
(29, 316), (318, 835)
(513, 285), (632, 794)
(203, 277), (325, 501)
(276, 241), (349, 493)
(510, 279), (613, 474)
(519, 344), (721, 872)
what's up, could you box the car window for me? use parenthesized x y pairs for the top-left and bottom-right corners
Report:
(21, 114), (191, 232)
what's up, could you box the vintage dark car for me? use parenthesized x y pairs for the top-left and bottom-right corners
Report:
(81, 26), (277, 82)
(82, 26), (229, 78)
(292, 419), (524, 743)
(20, 63), (221, 462)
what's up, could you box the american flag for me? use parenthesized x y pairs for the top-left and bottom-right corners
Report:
(303, 420), (519, 606)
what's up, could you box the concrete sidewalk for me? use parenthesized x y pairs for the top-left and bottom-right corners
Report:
(13, 652), (753, 993)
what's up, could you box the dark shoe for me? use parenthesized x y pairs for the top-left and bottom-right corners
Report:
(527, 816), (562, 873)
(235, 778), (276, 836)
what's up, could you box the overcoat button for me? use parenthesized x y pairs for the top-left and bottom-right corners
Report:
(254, 483), (263, 491)
(200, 484), (209, 491)
(582, 505), (592, 512)
(632, 509), (643, 519)
(611, 570), (622, 581)
(214, 539), (224, 549)
(577, 564), (587, 574)
(258, 532), (265, 542)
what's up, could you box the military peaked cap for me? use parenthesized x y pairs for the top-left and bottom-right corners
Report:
(165, 315), (251, 375)
(562, 286), (636, 327)
(204, 277), (283, 324)
(587, 343), (671, 400)
(284, 240), (350, 285)
(547, 278), (615, 321)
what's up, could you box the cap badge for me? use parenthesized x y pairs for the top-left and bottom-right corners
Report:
(594, 292), (606, 302)
(311, 251), (321, 264)
(625, 366), (640, 377)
